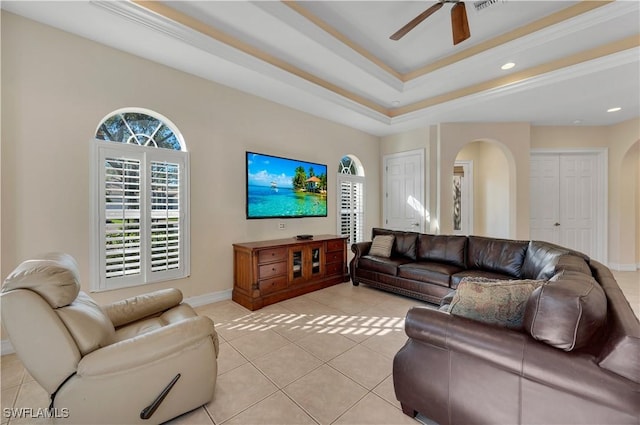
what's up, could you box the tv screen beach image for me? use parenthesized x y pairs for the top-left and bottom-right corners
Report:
(246, 152), (328, 219)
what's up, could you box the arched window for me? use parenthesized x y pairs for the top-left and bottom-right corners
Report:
(91, 108), (190, 291)
(337, 155), (365, 244)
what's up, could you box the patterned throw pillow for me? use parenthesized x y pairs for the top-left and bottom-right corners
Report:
(368, 235), (395, 258)
(448, 277), (544, 330)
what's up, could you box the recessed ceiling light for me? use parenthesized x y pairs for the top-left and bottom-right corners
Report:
(573, 120), (582, 125)
(501, 62), (515, 70)
(391, 100), (400, 107)
(607, 107), (622, 113)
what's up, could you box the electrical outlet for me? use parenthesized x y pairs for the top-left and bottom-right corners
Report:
(278, 222), (285, 230)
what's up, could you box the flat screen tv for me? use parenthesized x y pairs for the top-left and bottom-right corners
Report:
(246, 151), (328, 219)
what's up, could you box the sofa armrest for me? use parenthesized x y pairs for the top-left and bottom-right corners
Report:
(350, 241), (372, 282)
(405, 306), (528, 375)
(351, 241), (372, 258)
(77, 316), (216, 376)
(101, 288), (183, 327)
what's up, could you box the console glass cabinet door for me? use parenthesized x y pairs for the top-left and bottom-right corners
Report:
(289, 243), (324, 284)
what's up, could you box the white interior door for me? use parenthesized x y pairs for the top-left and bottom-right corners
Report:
(530, 155), (561, 244)
(530, 151), (605, 261)
(383, 150), (425, 232)
(560, 154), (598, 256)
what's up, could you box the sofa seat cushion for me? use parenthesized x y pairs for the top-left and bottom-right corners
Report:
(451, 270), (512, 289)
(447, 277), (544, 330)
(417, 234), (467, 268)
(398, 262), (463, 287)
(358, 255), (412, 276)
(467, 236), (528, 277)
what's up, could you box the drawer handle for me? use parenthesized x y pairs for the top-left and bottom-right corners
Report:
(272, 267), (276, 271)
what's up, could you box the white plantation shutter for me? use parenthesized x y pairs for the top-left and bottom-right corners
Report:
(92, 140), (189, 291)
(150, 161), (181, 272)
(337, 174), (364, 244)
(104, 157), (142, 279)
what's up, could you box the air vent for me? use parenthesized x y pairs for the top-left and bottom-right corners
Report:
(473, 0), (506, 13)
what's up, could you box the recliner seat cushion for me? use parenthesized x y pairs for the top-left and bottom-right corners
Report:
(417, 234), (466, 267)
(467, 236), (528, 277)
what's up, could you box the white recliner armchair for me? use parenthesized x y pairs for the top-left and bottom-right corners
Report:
(1, 253), (219, 424)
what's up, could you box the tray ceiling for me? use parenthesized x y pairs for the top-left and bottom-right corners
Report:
(2, 0), (639, 136)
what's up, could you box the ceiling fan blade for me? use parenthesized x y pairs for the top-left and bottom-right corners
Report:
(390, 2), (444, 41)
(451, 2), (471, 45)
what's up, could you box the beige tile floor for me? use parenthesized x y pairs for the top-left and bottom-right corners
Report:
(1, 271), (638, 425)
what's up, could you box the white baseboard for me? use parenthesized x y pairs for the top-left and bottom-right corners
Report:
(184, 289), (233, 308)
(1, 289), (233, 357)
(1, 339), (15, 356)
(609, 263), (640, 272)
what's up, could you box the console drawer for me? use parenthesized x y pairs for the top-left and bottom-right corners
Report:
(326, 251), (343, 264)
(326, 262), (344, 276)
(259, 276), (287, 295)
(259, 261), (287, 279)
(326, 239), (345, 252)
(258, 247), (287, 263)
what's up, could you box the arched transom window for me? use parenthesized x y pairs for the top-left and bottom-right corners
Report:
(91, 108), (190, 291)
(96, 111), (185, 150)
(337, 155), (365, 244)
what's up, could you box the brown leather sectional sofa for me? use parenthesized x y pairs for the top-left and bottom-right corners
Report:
(350, 228), (640, 424)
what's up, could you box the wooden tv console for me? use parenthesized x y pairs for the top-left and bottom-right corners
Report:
(232, 235), (349, 310)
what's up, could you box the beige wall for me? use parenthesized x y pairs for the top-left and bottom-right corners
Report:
(0, 12), (381, 305)
(456, 142), (510, 237)
(437, 123), (530, 238)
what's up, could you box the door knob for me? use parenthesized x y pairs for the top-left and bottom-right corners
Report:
(554, 222), (560, 226)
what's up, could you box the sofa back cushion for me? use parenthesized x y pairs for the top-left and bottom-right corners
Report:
(522, 241), (591, 280)
(417, 234), (466, 268)
(467, 236), (528, 277)
(372, 228), (418, 260)
(523, 270), (607, 351)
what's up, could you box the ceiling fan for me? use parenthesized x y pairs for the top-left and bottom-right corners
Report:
(390, 0), (471, 45)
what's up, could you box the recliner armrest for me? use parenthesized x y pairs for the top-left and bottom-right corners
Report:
(101, 288), (183, 327)
(77, 316), (217, 376)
